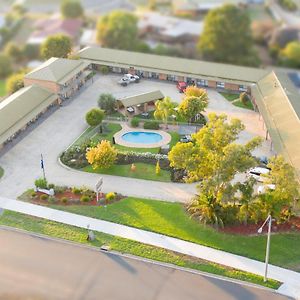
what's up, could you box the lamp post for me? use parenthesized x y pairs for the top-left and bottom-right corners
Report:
(257, 214), (273, 282)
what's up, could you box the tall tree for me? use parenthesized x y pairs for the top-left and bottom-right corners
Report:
(264, 155), (299, 208)
(6, 72), (24, 94)
(169, 113), (262, 183)
(41, 34), (72, 59)
(198, 4), (258, 66)
(178, 87), (208, 122)
(4, 42), (23, 62)
(96, 11), (138, 50)
(0, 54), (12, 78)
(61, 0), (83, 19)
(280, 41), (300, 68)
(85, 108), (105, 131)
(98, 93), (116, 114)
(154, 96), (176, 129)
(86, 140), (117, 170)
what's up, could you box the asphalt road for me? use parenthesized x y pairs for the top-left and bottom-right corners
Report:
(0, 228), (291, 300)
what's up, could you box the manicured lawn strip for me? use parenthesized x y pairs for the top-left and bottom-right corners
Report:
(82, 163), (171, 182)
(168, 131), (180, 149)
(49, 197), (300, 271)
(220, 92), (254, 110)
(0, 80), (6, 97)
(0, 210), (280, 289)
(0, 166), (4, 179)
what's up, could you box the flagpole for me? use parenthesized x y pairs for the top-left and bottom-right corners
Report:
(41, 154), (46, 181)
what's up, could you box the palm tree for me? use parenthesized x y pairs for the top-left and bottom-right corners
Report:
(188, 192), (224, 228)
(154, 96), (176, 129)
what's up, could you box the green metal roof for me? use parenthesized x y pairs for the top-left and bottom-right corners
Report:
(79, 47), (268, 84)
(253, 71), (300, 179)
(25, 57), (90, 85)
(0, 85), (57, 145)
(118, 90), (164, 107)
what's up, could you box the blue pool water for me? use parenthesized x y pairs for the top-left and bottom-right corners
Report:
(122, 132), (162, 144)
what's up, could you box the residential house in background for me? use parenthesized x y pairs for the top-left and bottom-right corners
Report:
(24, 57), (91, 100)
(172, 0), (253, 16)
(138, 12), (203, 47)
(27, 16), (82, 45)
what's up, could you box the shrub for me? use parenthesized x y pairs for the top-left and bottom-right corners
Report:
(48, 183), (55, 189)
(40, 194), (48, 201)
(99, 65), (110, 74)
(278, 0), (297, 11)
(61, 197), (68, 204)
(106, 192), (116, 201)
(80, 195), (90, 203)
(144, 120), (159, 130)
(239, 92), (250, 105)
(35, 178), (48, 189)
(31, 192), (37, 198)
(54, 185), (68, 194)
(72, 187), (81, 195)
(48, 196), (56, 204)
(156, 160), (161, 175)
(131, 117), (139, 128)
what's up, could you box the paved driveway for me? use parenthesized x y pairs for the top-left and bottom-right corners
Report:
(0, 74), (272, 201)
(0, 75), (195, 202)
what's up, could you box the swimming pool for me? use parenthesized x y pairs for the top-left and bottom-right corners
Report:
(122, 132), (163, 144)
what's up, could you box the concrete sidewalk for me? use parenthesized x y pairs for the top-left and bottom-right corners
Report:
(0, 197), (299, 299)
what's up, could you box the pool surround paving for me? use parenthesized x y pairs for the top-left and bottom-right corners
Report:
(114, 124), (171, 148)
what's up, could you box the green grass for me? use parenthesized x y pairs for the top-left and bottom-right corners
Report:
(46, 197), (300, 271)
(0, 166), (4, 179)
(0, 80), (6, 97)
(0, 210), (280, 289)
(246, 4), (275, 21)
(220, 92), (254, 110)
(71, 123), (179, 154)
(83, 163), (171, 182)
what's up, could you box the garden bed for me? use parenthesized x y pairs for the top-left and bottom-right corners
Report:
(219, 217), (300, 235)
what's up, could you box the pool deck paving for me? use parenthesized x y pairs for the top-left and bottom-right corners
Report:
(0, 196), (298, 300)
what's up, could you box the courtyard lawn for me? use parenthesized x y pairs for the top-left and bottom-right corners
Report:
(0, 80), (6, 97)
(71, 123), (179, 153)
(83, 163), (171, 182)
(0, 166), (4, 179)
(49, 197), (300, 271)
(220, 92), (254, 111)
(0, 210), (280, 289)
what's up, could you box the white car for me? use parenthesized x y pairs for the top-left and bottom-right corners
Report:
(118, 74), (140, 86)
(257, 184), (276, 194)
(246, 167), (270, 182)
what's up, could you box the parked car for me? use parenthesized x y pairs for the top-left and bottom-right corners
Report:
(176, 81), (187, 93)
(124, 73), (140, 83)
(246, 167), (270, 182)
(126, 106), (135, 113)
(257, 184), (276, 194)
(118, 74), (140, 86)
(180, 135), (192, 143)
(140, 112), (149, 118)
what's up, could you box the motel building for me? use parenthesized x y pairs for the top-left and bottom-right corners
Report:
(0, 47), (299, 181)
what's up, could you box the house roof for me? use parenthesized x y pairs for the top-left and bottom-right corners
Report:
(79, 47), (268, 84)
(0, 85), (57, 145)
(118, 90), (164, 107)
(25, 58), (90, 85)
(138, 12), (203, 38)
(252, 71), (300, 179)
(28, 17), (82, 44)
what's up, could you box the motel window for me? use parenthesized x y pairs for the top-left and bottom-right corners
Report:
(216, 82), (225, 88)
(197, 79), (208, 87)
(167, 74), (176, 81)
(239, 85), (248, 92)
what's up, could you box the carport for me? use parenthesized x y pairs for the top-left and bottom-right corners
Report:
(117, 90), (164, 115)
